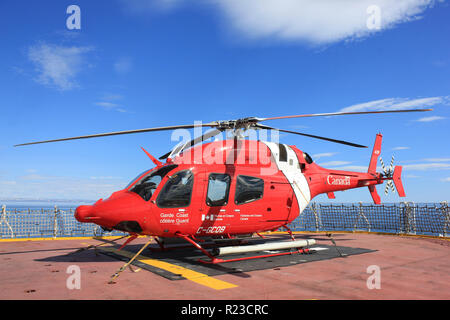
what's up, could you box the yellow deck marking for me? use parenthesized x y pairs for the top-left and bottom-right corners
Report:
(0, 235), (148, 243)
(100, 246), (237, 290)
(0, 236), (123, 242)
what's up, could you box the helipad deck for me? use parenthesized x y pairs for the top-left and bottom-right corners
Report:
(0, 232), (448, 300)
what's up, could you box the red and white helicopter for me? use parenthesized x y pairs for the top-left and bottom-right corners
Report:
(16, 108), (431, 275)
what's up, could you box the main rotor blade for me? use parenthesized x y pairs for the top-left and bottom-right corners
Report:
(255, 124), (367, 148)
(14, 123), (218, 147)
(159, 128), (223, 159)
(258, 108), (433, 122)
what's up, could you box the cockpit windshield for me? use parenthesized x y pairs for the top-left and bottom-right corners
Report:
(129, 165), (178, 201)
(125, 169), (153, 189)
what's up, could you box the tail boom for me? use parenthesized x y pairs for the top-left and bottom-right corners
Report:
(306, 133), (406, 204)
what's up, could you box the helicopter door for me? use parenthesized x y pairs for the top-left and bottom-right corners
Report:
(264, 176), (295, 225)
(231, 174), (267, 233)
(154, 169), (196, 234)
(196, 172), (232, 235)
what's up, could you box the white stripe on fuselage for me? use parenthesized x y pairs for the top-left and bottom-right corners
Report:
(262, 142), (311, 215)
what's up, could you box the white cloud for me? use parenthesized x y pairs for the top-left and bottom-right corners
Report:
(423, 158), (450, 162)
(121, 0), (180, 13)
(28, 43), (93, 90)
(441, 177), (450, 182)
(415, 116), (446, 122)
(319, 160), (352, 167)
(327, 165), (369, 172)
(95, 93), (129, 113)
(312, 152), (338, 160)
(392, 146), (410, 150)
(114, 57), (133, 74)
(90, 176), (123, 180)
(0, 174), (127, 200)
(138, 0), (443, 44)
(339, 96), (449, 113)
(95, 102), (120, 109)
(102, 93), (124, 101)
(402, 162), (450, 171)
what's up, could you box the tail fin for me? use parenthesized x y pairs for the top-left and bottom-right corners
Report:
(367, 134), (383, 204)
(368, 185), (381, 205)
(368, 133), (382, 174)
(392, 166), (406, 197)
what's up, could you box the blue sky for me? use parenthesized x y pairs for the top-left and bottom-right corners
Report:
(0, 0), (449, 203)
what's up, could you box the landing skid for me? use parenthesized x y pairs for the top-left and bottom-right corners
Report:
(175, 227), (315, 264)
(198, 247), (313, 264)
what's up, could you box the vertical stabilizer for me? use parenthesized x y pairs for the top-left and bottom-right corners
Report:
(393, 166), (406, 197)
(368, 133), (383, 174)
(368, 185), (381, 205)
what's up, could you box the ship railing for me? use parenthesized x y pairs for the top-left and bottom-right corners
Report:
(291, 202), (449, 238)
(0, 202), (449, 239)
(0, 205), (126, 239)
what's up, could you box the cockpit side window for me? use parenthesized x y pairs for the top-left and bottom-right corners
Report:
(303, 152), (313, 164)
(130, 165), (178, 201)
(156, 170), (194, 208)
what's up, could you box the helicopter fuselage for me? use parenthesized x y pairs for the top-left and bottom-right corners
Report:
(75, 136), (402, 238)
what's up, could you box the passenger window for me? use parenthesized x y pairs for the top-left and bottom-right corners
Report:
(156, 170), (194, 208)
(206, 173), (231, 207)
(235, 175), (264, 205)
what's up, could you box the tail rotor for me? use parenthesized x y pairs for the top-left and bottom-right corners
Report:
(380, 155), (396, 195)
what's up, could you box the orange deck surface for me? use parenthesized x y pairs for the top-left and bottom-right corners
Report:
(0, 233), (448, 300)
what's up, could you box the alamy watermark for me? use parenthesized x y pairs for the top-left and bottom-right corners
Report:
(66, 5), (81, 30)
(66, 265), (81, 290)
(166, 122), (281, 175)
(366, 265), (381, 289)
(367, 5), (382, 30)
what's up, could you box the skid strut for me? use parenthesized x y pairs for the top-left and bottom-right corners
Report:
(326, 233), (345, 257)
(108, 237), (154, 284)
(282, 224), (296, 240)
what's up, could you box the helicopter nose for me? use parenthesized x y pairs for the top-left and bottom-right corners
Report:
(74, 205), (93, 222)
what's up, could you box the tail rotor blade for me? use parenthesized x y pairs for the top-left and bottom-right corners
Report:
(389, 155), (395, 175)
(381, 155), (396, 195)
(388, 180), (395, 193)
(379, 157), (387, 175)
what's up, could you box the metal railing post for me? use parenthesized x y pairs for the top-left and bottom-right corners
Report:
(0, 205), (15, 238)
(311, 203), (321, 232)
(402, 202), (416, 235)
(353, 202), (371, 232)
(441, 201), (449, 237)
(409, 202), (417, 235)
(53, 205), (59, 238)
